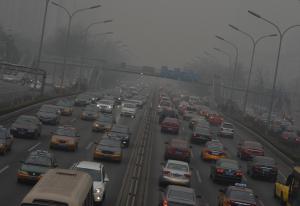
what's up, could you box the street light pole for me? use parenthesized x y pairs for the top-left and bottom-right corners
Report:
(248, 10), (300, 127)
(36, 0), (50, 96)
(216, 35), (238, 100)
(51, 2), (101, 88)
(229, 24), (277, 113)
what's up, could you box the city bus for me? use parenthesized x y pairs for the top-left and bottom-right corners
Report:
(274, 166), (300, 206)
(20, 168), (93, 206)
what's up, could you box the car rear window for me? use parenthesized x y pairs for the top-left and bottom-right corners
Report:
(223, 123), (233, 129)
(228, 188), (256, 204)
(168, 190), (195, 203)
(167, 162), (189, 172)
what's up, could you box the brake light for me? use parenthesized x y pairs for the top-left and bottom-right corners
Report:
(163, 170), (171, 176)
(163, 199), (168, 206)
(216, 168), (224, 173)
(207, 150), (212, 155)
(235, 170), (243, 176)
(184, 173), (191, 178)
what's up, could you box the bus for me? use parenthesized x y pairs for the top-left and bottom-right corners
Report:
(20, 168), (94, 206)
(274, 166), (300, 206)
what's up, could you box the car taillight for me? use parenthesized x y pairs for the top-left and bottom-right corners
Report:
(163, 199), (168, 206)
(235, 170), (243, 176)
(216, 168), (224, 173)
(163, 170), (171, 176)
(184, 173), (191, 178)
(253, 165), (261, 171)
(207, 150), (212, 155)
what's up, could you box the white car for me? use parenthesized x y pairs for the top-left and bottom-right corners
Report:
(97, 100), (114, 113)
(220, 122), (234, 138)
(71, 161), (109, 204)
(159, 160), (191, 187)
(121, 102), (137, 118)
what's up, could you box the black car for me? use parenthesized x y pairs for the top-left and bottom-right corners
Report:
(210, 159), (243, 184)
(247, 156), (278, 182)
(159, 109), (178, 124)
(36, 104), (61, 125)
(159, 185), (202, 206)
(108, 124), (131, 147)
(191, 126), (212, 144)
(17, 150), (58, 183)
(0, 127), (14, 154)
(10, 115), (42, 138)
(74, 95), (91, 106)
(81, 105), (99, 121)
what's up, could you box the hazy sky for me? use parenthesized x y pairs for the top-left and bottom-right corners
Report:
(1, 0), (300, 83)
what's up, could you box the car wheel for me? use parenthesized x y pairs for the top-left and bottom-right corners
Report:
(273, 186), (277, 198)
(280, 192), (285, 205)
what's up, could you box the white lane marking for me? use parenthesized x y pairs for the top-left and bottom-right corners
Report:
(71, 118), (76, 123)
(85, 142), (93, 150)
(279, 170), (287, 179)
(0, 165), (9, 174)
(258, 200), (265, 206)
(191, 150), (194, 159)
(196, 169), (202, 183)
(28, 142), (41, 152)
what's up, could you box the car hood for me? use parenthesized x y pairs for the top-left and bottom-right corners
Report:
(98, 145), (120, 152)
(37, 112), (57, 118)
(21, 164), (50, 174)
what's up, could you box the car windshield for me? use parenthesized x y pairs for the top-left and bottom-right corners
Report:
(0, 128), (8, 139)
(223, 123), (233, 129)
(97, 116), (112, 123)
(57, 100), (72, 107)
(99, 100), (113, 105)
(168, 190), (195, 203)
(254, 157), (275, 166)
(24, 155), (51, 167)
(228, 189), (256, 203)
(16, 116), (37, 124)
(40, 105), (57, 113)
(207, 143), (223, 151)
(75, 167), (101, 181)
(123, 103), (136, 108)
(195, 127), (210, 135)
(55, 128), (77, 137)
(111, 126), (128, 134)
(245, 141), (262, 149)
(218, 160), (239, 170)
(167, 163), (189, 172)
(99, 139), (120, 147)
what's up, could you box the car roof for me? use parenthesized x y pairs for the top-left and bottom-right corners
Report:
(167, 185), (194, 193)
(75, 161), (103, 171)
(167, 159), (189, 166)
(164, 117), (179, 122)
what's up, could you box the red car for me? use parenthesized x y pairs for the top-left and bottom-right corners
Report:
(160, 117), (180, 134)
(208, 113), (224, 126)
(237, 141), (264, 160)
(164, 139), (191, 162)
(280, 128), (300, 146)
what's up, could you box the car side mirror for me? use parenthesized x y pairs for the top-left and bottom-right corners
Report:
(104, 176), (110, 182)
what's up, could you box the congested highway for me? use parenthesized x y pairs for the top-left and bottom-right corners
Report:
(0, 77), (297, 206)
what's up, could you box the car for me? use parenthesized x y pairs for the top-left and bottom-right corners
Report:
(74, 94), (91, 106)
(71, 161), (109, 204)
(56, 99), (73, 116)
(93, 138), (122, 162)
(219, 122), (234, 138)
(218, 183), (259, 206)
(237, 141), (264, 160)
(189, 116), (207, 130)
(17, 150), (58, 183)
(97, 99), (114, 113)
(159, 185), (201, 206)
(81, 105), (99, 121)
(208, 113), (224, 126)
(124, 98), (143, 108)
(279, 127), (300, 145)
(191, 126), (212, 144)
(164, 138), (191, 162)
(201, 140), (226, 161)
(92, 115), (115, 132)
(120, 102), (137, 118)
(183, 110), (196, 121)
(108, 124), (131, 147)
(10, 115), (42, 138)
(159, 109), (178, 124)
(0, 126), (13, 154)
(159, 160), (192, 187)
(160, 117), (180, 134)
(247, 156), (277, 182)
(210, 159), (243, 184)
(36, 104), (61, 125)
(157, 100), (172, 114)
(49, 126), (80, 151)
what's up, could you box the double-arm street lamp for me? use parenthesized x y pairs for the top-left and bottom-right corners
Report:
(216, 35), (239, 100)
(248, 10), (300, 127)
(51, 2), (101, 87)
(229, 24), (277, 114)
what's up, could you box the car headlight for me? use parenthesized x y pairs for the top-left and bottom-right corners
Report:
(94, 187), (104, 194)
(107, 105), (112, 109)
(94, 123), (99, 127)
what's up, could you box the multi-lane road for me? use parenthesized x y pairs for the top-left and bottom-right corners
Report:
(0, 82), (294, 206)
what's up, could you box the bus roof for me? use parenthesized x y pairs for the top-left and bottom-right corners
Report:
(21, 168), (92, 206)
(293, 166), (300, 178)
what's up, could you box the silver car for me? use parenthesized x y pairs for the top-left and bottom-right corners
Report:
(220, 122), (234, 138)
(71, 161), (109, 204)
(159, 160), (191, 187)
(97, 100), (114, 113)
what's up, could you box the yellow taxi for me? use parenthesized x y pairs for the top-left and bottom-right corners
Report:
(93, 137), (122, 162)
(201, 140), (226, 161)
(49, 126), (79, 152)
(92, 115), (114, 132)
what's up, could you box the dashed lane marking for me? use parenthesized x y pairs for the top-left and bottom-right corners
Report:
(0, 165), (9, 174)
(28, 142), (41, 152)
(85, 142), (93, 150)
(196, 169), (202, 183)
(71, 118), (77, 123)
(191, 150), (194, 159)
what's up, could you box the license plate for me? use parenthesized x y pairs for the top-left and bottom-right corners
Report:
(225, 170), (234, 175)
